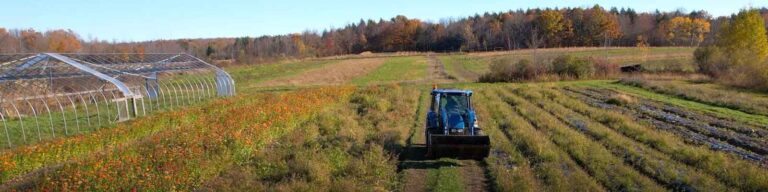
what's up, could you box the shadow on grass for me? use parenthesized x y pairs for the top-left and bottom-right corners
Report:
(398, 144), (461, 170)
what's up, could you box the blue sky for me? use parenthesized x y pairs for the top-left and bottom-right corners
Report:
(1, 0), (765, 42)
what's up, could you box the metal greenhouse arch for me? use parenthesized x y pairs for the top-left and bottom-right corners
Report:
(0, 53), (235, 148)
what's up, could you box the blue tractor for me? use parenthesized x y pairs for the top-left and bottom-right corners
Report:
(426, 87), (490, 159)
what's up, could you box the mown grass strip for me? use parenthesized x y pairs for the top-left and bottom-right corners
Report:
(438, 55), (487, 81)
(501, 87), (665, 192)
(406, 85), (429, 146)
(352, 57), (427, 84)
(426, 158), (464, 192)
(576, 81), (768, 126)
(619, 79), (768, 117)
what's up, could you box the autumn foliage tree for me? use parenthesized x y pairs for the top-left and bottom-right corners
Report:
(291, 33), (307, 55)
(20, 29), (43, 52)
(582, 5), (622, 46)
(662, 17), (711, 46)
(2, 5), (768, 65)
(46, 29), (82, 53)
(0, 28), (13, 53)
(382, 15), (420, 51)
(537, 10), (572, 47)
(696, 9), (768, 89)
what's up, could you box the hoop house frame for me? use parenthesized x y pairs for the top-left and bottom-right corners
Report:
(0, 53), (235, 148)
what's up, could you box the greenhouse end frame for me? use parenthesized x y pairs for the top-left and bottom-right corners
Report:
(0, 53), (235, 148)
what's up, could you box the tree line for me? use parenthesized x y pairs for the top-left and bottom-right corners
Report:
(2, 5), (768, 64)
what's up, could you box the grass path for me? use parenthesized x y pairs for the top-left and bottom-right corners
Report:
(399, 87), (431, 192)
(620, 79), (768, 117)
(426, 54), (456, 84)
(398, 85), (490, 192)
(578, 81), (768, 126)
(439, 55), (487, 82)
(352, 57), (428, 84)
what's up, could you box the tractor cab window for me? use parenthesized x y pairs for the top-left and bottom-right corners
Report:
(440, 94), (468, 113)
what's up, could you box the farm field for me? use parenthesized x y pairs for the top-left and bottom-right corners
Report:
(1, 47), (768, 191)
(351, 56), (429, 85)
(259, 58), (388, 87)
(228, 60), (339, 92)
(440, 47), (696, 81)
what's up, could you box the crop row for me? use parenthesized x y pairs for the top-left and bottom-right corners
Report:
(468, 84), (768, 191)
(554, 86), (768, 191)
(474, 87), (590, 191)
(498, 87), (664, 191)
(1, 95), (240, 184)
(522, 86), (726, 191)
(567, 87), (767, 161)
(1, 87), (353, 191)
(203, 85), (417, 191)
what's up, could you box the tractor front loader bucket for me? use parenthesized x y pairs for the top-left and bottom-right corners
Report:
(429, 134), (490, 160)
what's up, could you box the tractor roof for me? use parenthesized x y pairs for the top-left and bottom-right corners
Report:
(432, 89), (473, 95)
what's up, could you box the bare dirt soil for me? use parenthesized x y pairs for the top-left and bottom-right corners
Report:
(259, 58), (386, 86)
(459, 160), (490, 192)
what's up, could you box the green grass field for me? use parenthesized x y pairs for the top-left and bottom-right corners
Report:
(440, 47), (696, 81)
(351, 56), (428, 84)
(2, 47), (768, 191)
(440, 55), (489, 82)
(228, 60), (338, 92)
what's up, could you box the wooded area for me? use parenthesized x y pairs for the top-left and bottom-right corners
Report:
(1, 5), (767, 64)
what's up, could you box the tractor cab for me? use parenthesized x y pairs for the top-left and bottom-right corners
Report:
(427, 89), (477, 135)
(425, 88), (489, 159)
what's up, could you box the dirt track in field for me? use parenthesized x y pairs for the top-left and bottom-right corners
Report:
(259, 58), (386, 86)
(399, 92), (490, 192)
(399, 143), (491, 192)
(426, 54), (456, 84)
(460, 160), (490, 192)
